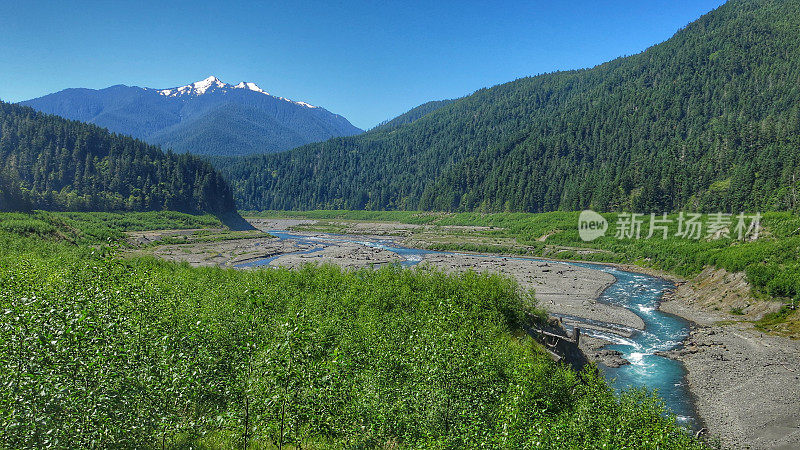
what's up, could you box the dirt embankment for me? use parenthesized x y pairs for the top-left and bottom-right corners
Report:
(658, 268), (800, 450)
(670, 267), (782, 321)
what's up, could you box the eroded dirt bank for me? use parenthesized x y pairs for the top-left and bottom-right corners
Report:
(660, 293), (800, 449)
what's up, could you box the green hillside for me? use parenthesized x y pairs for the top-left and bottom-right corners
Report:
(218, 0), (800, 213)
(0, 101), (235, 213)
(370, 99), (457, 132)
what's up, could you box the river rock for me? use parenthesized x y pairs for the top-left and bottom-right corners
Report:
(592, 349), (630, 368)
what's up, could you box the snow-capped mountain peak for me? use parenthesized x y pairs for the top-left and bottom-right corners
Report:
(233, 81), (268, 95)
(21, 77), (363, 157)
(158, 75), (226, 97)
(156, 76), (317, 108)
(192, 75), (226, 94)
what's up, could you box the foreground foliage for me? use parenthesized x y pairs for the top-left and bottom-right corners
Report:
(0, 217), (702, 448)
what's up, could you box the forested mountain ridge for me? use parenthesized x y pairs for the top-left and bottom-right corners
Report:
(217, 0), (800, 212)
(20, 76), (363, 157)
(0, 101), (236, 213)
(370, 99), (456, 132)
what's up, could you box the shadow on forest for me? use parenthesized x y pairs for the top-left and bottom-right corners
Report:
(217, 211), (256, 231)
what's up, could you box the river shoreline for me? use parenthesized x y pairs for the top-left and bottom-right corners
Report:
(418, 247), (800, 449)
(658, 295), (800, 449)
(567, 261), (800, 449)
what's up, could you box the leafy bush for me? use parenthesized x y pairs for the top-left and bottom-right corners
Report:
(0, 218), (56, 236)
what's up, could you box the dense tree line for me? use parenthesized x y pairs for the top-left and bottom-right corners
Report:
(216, 0), (800, 213)
(0, 101), (235, 213)
(0, 169), (31, 212)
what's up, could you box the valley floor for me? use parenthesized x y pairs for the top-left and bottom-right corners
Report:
(130, 216), (800, 449)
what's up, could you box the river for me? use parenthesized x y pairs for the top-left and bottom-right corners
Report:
(237, 230), (698, 427)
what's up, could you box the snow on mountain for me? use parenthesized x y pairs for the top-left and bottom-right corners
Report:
(157, 76), (318, 108)
(157, 75), (226, 97)
(233, 81), (267, 94)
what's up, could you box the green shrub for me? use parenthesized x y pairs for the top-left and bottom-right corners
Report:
(0, 218), (56, 236)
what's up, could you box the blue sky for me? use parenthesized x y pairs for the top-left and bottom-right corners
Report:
(0, 0), (726, 129)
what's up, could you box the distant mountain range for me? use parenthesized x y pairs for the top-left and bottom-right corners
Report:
(19, 76), (363, 157)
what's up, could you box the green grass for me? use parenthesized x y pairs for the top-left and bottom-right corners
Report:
(0, 215), (703, 448)
(0, 211), (223, 244)
(755, 305), (800, 336)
